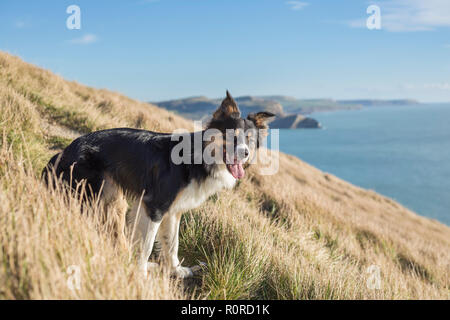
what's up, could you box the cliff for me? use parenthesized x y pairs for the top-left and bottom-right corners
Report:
(269, 114), (321, 129)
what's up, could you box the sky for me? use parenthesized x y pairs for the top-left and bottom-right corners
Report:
(1, 0), (449, 102)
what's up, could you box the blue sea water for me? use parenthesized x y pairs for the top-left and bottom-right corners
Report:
(274, 103), (450, 225)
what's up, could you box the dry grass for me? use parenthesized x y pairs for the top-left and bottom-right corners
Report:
(0, 51), (449, 299)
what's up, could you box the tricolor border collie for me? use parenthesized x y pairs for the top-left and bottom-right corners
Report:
(42, 91), (274, 278)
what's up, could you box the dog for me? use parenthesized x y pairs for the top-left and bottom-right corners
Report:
(42, 91), (274, 278)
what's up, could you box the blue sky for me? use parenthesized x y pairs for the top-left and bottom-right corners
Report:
(1, 0), (449, 102)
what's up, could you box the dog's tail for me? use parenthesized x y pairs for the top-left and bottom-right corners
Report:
(41, 152), (62, 186)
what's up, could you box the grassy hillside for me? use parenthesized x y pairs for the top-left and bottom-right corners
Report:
(0, 51), (449, 299)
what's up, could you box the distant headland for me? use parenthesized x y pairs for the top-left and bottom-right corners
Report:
(151, 96), (420, 129)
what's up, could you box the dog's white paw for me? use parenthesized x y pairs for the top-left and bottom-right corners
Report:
(171, 266), (194, 278)
(171, 262), (207, 278)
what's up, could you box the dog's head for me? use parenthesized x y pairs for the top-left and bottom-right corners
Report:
(206, 91), (274, 179)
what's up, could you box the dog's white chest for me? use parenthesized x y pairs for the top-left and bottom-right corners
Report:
(169, 169), (236, 214)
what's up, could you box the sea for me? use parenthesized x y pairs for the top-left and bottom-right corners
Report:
(272, 103), (450, 226)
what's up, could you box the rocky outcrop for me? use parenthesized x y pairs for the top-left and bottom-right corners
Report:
(269, 114), (321, 129)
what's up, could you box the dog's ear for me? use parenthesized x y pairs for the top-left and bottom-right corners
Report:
(213, 90), (241, 120)
(247, 111), (275, 129)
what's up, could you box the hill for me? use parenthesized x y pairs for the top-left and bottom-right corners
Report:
(338, 99), (420, 107)
(152, 95), (285, 121)
(153, 95), (323, 129)
(0, 51), (449, 299)
(154, 96), (422, 124)
(153, 96), (364, 119)
(260, 96), (362, 114)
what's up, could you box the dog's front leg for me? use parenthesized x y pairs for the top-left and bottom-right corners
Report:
(159, 211), (194, 278)
(139, 218), (161, 277)
(129, 201), (161, 277)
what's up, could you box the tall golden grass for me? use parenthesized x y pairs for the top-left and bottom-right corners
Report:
(0, 51), (449, 299)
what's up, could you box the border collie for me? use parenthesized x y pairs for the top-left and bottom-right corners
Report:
(42, 91), (274, 278)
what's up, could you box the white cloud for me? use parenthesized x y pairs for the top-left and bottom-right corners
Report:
(69, 34), (98, 45)
(423, 83), (450, 90)
(14, 21), (26, 29)
(401, 82), (450, 91)
(347, 18), (366, 28)
(286, 1), (308, 11)
(348, 0), (450, 32)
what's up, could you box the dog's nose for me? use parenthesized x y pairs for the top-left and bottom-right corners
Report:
(236, 144), (249, 161)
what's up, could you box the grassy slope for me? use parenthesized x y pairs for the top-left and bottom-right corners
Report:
(0, 52), (448, 299)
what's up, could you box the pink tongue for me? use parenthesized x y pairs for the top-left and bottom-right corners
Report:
(228, 161), (245, 179)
